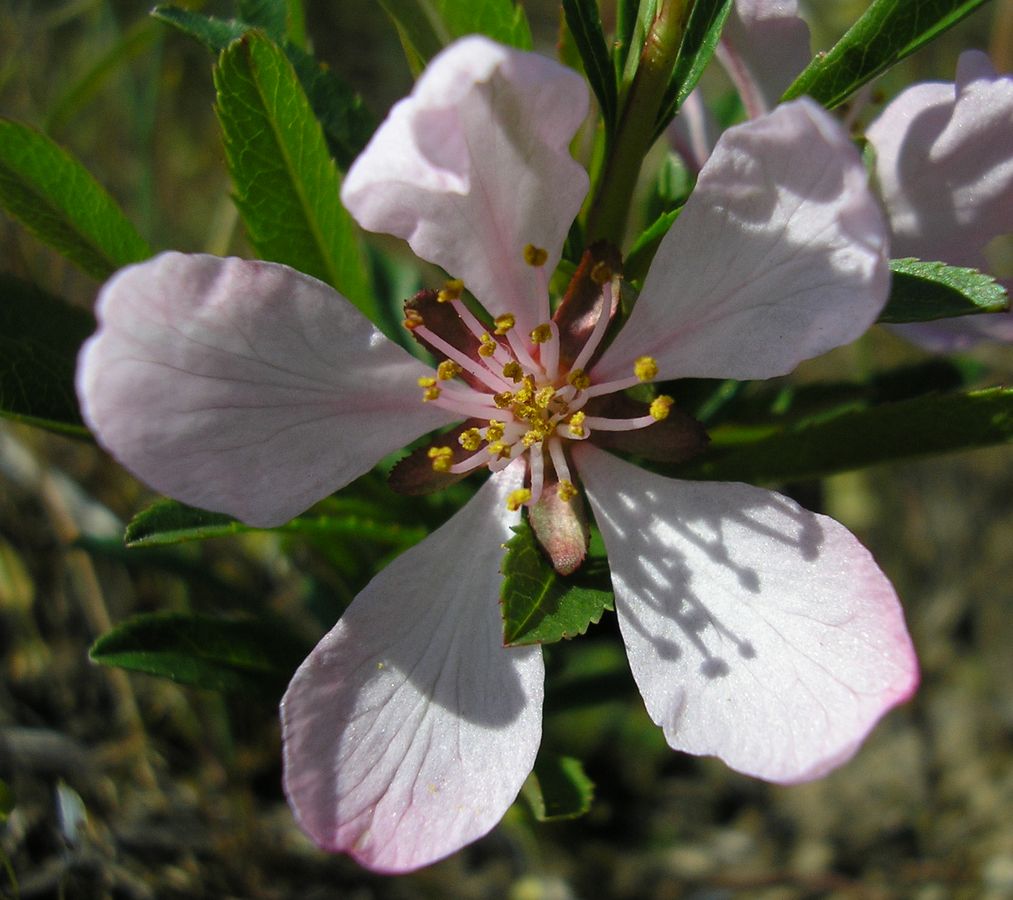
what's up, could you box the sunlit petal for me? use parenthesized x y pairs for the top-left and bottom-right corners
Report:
(576, 444), (918, 783)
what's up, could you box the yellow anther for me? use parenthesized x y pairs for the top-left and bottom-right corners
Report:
(535, 386), (556, 409)
(502, 360), (523, 382)
(649, 395), (674, 421)
(436, 360), (461, 381)
(506, 488), (532, 511)
(437, 279), (464, 302)
(567, 368), (591, 390)
(485, 420), (505, 441)
(590, 261), (612, 284)
(418, 376), (436, 387)
(557, 480), (578, 502)
(515, 375), (536, 404)
(459, 428), (483, 451)
(493, 391), (514, 409)
(403, 309), (424, 330)
(422, 385), (441, 402)
(478, 333), (497, 357)
(523, 244), (548, 267)
(494, 313), (516, 335)
(522, 430), (542, 447)
(529, 323), (553, 344)
(427, 446), (453, 472)
(567, 411), (586, 438)
(487, 441), (511, 459)
(634, 356), (659, 382)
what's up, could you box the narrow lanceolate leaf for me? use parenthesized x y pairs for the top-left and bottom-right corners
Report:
(782, 0), (991, 109)
(124, 498), (427, 548)
(563, 0), (617, 136)
(0, 275), (94, 436)
(522, 754), (595, 821)
(655, 0), (733, 136)
(90, 612), (308, 696)
(878, 258), (1009, 324)
(500, 523), (614, 647)
(379, 0), (532, 72)
(153, 7), (374, 169)
(0, 119), (150, 279)
(214, 32), (374, 316)
(677, 388), (1013, 484)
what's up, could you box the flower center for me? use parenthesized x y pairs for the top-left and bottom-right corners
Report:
(407, 246), (672, 509)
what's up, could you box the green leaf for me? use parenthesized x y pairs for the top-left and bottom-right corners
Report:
(379, 0), (532, 72)
(563, 0), (618, 136)
(676, 387), (1013, 484)
(0, 119), (150, 279)
(152, 6), (248, 51)
(214, 32), (374, 317)
(0, 275), (94, 436)
(90, 612), (308, 695)
(879, 258), (1009, 324)
(522, 754), (595, 821)
(154, 7), (375, 170)
(782, 0), (991, 110)
(625, 205), (683, 283)
(238, 0), (287, 38)
(655, 0), (733, 135)
(500, 523), (614, 647)
(124, 498), (427, 548)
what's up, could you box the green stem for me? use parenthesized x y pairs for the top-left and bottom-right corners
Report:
(585, 0), (689, 247)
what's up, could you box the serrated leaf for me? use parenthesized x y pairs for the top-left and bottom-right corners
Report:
(522, 754), (594, 821)
(213, 32), (374, 318)
(878, 258), (1009, 324)
(90, 612), (308, 695)
(124, 498), (427, 548)
(676, 387), (1013, 484)
(0, 119), (150, 279)
(379, 0), (532, 72)
(154, 7), (373, 169)
(654, 0), (733, 136)
(500, 522), (613, 647)
(563, 0), (617, 136)
(782, 0), (990, 110)
(0, 275), (94, 436)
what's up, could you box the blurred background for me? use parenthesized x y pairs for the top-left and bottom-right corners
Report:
(1, 1), (1012, 897)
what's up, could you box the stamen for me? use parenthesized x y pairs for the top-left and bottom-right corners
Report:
(634, 356), (659, 382)
(506, 488), (532, 512)
(493, 391), (514, 409)
(567, 411), (586, 438)
(436, 360), (461, 381)
(502, 360), (523, 382)
(557, 480), (577, 502)
(523, 244), (548, 267)
(590, 261), (612, 284)
(428, 446), (453, 472)
(437, 279), (464, 302)
(449, 449), (491, 475)
(567, 369), (591, 390)
(415, 325), (512, 392)
(530, 323), (553, 344)
(548, 437), (572, 485)
(485, 420), (506, 442)
(417, 376), (441, 402)
(403, 309), (424, 330)
(494, 313), (516, 335)
(570, 279), (614, 374)
(650, 395), (674, 420)
(540, 321), (561, 382)
(582, 412), (659, 431)
(487, 441), (511, 459)
(535, 386), (556, 409)
(529, 443), (544, 504)
(458, 428), (483, 451)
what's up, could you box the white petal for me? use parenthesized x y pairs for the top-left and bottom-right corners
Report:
(719, 0), (812, 116)
(281, 463), (543, 873)
(868, 51), (1013, 263)
(576, 444), (918, 783)
(77, 253), (454, 526)
(593, 100), (889, 384)
(341, 36), (590, 333)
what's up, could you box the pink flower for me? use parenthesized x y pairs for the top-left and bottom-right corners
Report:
(681, 0), (1013, 348)
(77, 37), (917, 873)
